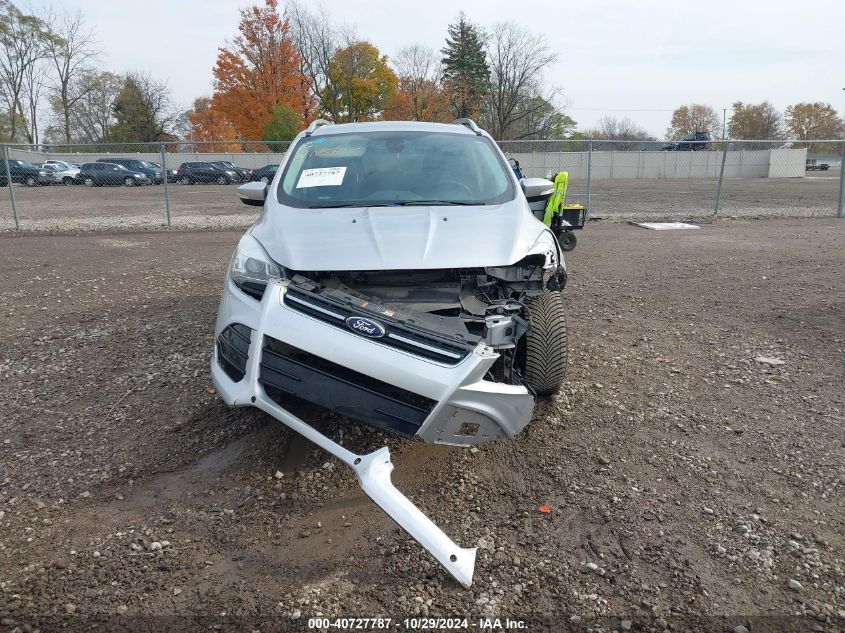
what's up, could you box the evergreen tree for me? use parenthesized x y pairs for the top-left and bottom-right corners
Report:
(440, 12), (489, 119)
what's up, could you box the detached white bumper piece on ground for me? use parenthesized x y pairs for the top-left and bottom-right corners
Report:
(212, 279), (481, 587)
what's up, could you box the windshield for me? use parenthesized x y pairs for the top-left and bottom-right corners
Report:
(276, 130), (514, 208)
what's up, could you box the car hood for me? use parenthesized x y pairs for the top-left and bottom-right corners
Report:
(251, 201), (548, 271)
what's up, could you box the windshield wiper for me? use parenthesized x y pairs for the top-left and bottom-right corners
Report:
(398, 200), (485, 206)
(308, 202), (398, 209)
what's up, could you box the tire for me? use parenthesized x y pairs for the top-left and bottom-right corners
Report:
(216, 175), (229, 185)
(179, 176), (191, 185)
(260, 176), (270, 184)
(83, 177), (95, 187)
(124, 177), (136, 186)
(521, 290), (568, 395)
(25, 176), (37, 187)
(559, 231), (577, 251)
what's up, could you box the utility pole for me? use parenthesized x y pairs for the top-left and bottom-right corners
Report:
(722, 108), (727, 141)
(837, 89), (845, 218)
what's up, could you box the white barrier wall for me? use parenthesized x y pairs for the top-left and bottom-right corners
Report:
(508, 148), (807, 179)
(10, 147), (808, 179)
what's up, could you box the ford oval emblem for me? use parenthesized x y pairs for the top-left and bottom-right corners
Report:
(345, 316), (386, 338)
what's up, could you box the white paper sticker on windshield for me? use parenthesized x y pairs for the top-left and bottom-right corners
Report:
(296, 166), (346, 188)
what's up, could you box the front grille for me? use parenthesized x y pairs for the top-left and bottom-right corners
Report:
(216, 323), (252, 381)
(283, 287), (472, 365)
(259, 337), (436, 437)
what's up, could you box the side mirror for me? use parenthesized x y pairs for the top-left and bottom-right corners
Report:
(238, 181), (267, 207)
(520, 177), (555, 201)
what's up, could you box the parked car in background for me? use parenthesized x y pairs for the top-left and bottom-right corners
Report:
(42, 161), (80, 185)
(805, 162), (830, 171)
(250, 164), (279, 183)
(78, 162), (149, 186)
(0, 159), (49, 186)
(174, 162), (236, 184)
(96, 158), (162, 183)
(211, 161), (251, 182)
(147, 161), (179, 183)
(663, 131), (712, 151)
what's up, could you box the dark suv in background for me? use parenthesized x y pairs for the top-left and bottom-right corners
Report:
(0, 159), (49, 186)
(174, 162), (236, 184)
(78, 162), (149, 186)
(210, 161), (251, 182)
(250, 164), (279, 183)
(663, 131), (712, 151)
(96, 158), (162, 183)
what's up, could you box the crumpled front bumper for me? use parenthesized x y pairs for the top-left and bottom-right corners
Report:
(212, 279), (534, 446)
(213, 279), (521, 586)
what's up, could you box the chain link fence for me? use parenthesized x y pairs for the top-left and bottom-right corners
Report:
(1, 138), (843, 232)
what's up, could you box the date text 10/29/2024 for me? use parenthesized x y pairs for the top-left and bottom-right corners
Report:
(307, 618), (528, 630)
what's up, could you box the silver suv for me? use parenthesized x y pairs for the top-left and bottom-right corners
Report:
(211, 119), (567, 587)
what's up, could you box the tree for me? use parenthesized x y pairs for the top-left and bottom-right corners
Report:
(392, 44), (448, 122)
(286, 0), (340, 122)
(57, 70), (121, 144)
(0, 1), (53, 143)
(322, 41), (397, 122)
(728, 101), (783, 147)
(585, 116), (651, 150)
(441, 13), (489, 119)
(110, 72), (176, 143)
(785, 102), (844, 154)
(186, 96), (239, 150)
(666, 104), (721, 140)
(43, 8), (99, 144)
(481, 22), (558, 140)
(212, 0), (309, 141)
(263, 104), (299, 150)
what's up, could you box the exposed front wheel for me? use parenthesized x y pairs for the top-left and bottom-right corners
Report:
(25, 176), (37, 187)
(521, 290), (568, 395)
(559, 231), (577, 251)
(179, 176), (190, 185)
(124, 177), (135, 187)
(216, 175), (229, 185)
(260, 176), (269, 184)
(83, 177), (95, 187)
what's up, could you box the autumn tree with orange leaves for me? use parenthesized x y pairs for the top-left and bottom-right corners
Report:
(187, 97), (240, 151)
(205, 0), (311, 142)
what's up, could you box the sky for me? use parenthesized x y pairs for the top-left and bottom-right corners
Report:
(25, 0), (845, 138)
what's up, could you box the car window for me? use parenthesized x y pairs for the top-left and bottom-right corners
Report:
(277, 131), (514, 208)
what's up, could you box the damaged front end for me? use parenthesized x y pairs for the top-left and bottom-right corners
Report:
(270, 237), (563, 445)
(211, 231), (564, 587)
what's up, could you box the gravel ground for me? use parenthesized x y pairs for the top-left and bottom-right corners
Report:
(0, 219), (843, 632)
(0, 170), (841, 233)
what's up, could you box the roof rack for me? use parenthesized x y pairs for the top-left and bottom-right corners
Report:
(452, 118), (482, 135)
(305, 119), (333, 136)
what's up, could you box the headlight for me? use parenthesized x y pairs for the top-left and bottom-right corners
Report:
(134, 173), (143, 178)
(228, 234), (281, 299)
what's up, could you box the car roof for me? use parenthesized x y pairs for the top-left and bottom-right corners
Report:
(308, 120), (478, 137)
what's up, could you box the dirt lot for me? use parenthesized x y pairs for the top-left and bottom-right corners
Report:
(0, 219), (843, 632)
(0, 170), (841, 233)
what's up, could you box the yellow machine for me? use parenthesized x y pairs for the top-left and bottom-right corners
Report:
(543, 171), (584, 251)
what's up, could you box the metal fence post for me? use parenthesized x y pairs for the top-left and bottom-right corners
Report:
(586, 140), (593, 220)
(160, 143), (171, 227)
(714, 142), (728, 217)
(3, 145), (20, 231)
(837, 139), (845, 218)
